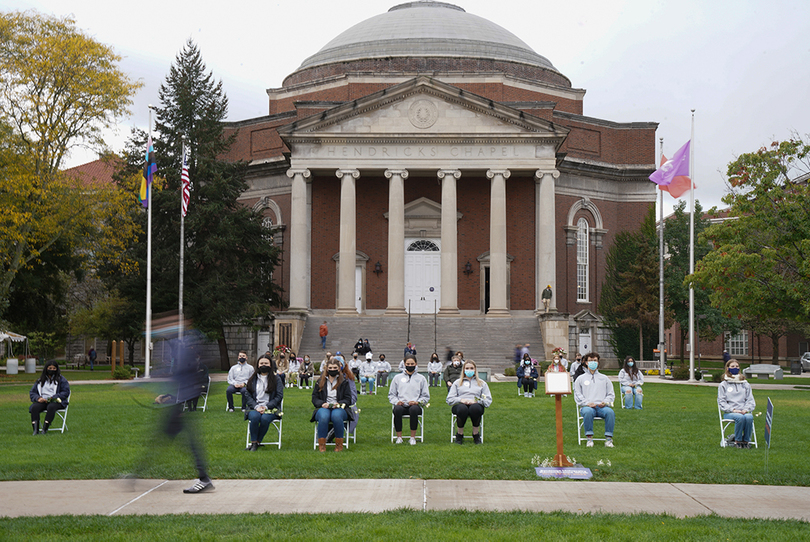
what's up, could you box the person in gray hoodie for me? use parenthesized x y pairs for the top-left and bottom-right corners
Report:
(389, 355), (430, 445)
(718, 359), (756, 448)
(446, 359), (492, 444)
(573, 352), (615, 447)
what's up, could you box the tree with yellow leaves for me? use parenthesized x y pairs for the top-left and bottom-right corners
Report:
(0, 10), (142, 315)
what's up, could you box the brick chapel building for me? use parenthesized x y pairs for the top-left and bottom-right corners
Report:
(223, 1), (658, 362)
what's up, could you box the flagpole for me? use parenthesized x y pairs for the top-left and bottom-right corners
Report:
(178, 138), (186, 343)
(688, 109), (696, 382)
(145, 105), (156, 378)
(658, 137), (666, 377)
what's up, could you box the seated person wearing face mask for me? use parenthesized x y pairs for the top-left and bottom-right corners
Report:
(389, 355), (430, 445)
(427, 354), (443, 387)
(446, 360), (492, 444)
(376, 354), (391, 387)
(244, 356), (284, 451)
(359, 352), (377, 394)
(618, 356), (644, 409)
(718, 359), (756, 449)
(443, 356), (463, 390)
(516, 354), (538, 397)
(312, 359), (354, 452)
(573, 352), (615, 448)
(29, 360), (70, 435)
(226, 350), (254, 412)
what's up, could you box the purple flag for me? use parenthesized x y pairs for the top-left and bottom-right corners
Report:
(650, 140), (690, 186)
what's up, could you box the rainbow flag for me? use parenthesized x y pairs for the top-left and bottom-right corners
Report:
(139, 136), (156, 208)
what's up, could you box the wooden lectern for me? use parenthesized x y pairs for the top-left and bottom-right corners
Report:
(545, 371), (573, 467)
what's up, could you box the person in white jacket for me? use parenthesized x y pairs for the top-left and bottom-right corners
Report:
(427, 353), (443, 387)
(359, 352), (377, 394)
(226, 351), (255, 411)
(573, 352), (615, 447)
(618, 356), (644, 409)
(446, 360), (492, 444)
(389, 355), (430, 445)
(718, 359), (756, 448)
(376, 354), (391, 387)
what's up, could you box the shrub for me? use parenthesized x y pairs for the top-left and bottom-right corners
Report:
(503, 367), (516, 377)
(712, 371), (725, 383)
(112, 366), (132, 380)
(671, 366), (690, 380)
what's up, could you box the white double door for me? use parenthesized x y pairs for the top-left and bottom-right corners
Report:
(404, 238), (441, 314)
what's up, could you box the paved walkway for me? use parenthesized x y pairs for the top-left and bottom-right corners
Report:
(1, 478), (808, 520)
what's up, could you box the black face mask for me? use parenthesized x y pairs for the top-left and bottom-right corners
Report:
(47, 369), (57, 374)
(327, 369), (340, 377)
(238, 358), (246, 363)
(258, 366), (272, 374)
(405, 365), (416, 373)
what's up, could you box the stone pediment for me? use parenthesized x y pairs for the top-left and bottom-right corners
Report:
(278, 76), (568, 142)
(384, 197), (461, 237)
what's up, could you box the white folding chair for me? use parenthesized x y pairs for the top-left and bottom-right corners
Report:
(576, 400), (606, 445)
(312, 419), (354, 449)
(450, 411), (484, 442)
(718, 404), (758, 448)
(183, 376), (210, 412)
(390, 410), (424, 442)
(244, 400), (283, 449)
(53, 392), (71, 433)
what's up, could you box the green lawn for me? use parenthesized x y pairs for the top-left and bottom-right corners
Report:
(1, 380), (808, 485)
(0, 510), (808, 541)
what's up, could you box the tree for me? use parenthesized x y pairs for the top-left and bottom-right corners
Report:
(664, 200), (740, 362)
(115, 40), (283, 369)
(601, 206), (669, 360)
(0, 11), (142, 315)
(691, 138), (810, 363)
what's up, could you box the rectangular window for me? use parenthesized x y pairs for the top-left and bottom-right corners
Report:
(725, 331), (748, 357)
(576, 218), (589, 302)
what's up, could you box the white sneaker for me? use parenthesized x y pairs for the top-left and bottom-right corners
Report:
(409, 437), (417, 445)
(395, 437), (403, 444)
(605, 439), (614, 448)
(586, 439), (594, 447)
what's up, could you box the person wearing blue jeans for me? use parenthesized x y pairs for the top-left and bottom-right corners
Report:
(618, 356), (644, 409)
(718, 359), (756, 448)
(359, 353), (376, 394)
(311, 359), (354, 452)
(244, 356), (284, 451)
(573, 352), (616, 447)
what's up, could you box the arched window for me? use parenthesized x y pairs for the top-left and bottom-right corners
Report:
(576, 217), (589, 302)
(407, 240), (439, 251)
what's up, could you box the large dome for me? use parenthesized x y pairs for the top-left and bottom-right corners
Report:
(285, 2), (566, 87)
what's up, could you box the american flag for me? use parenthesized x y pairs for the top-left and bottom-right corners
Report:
(181, 145), (191, 217)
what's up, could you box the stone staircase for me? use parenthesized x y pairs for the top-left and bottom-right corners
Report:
(297, 313), (545, 371)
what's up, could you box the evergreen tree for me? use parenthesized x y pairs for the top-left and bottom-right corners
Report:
(600, 206), (668, 360)
(113, 40), (282, 368)
(664, 200), (739, 363)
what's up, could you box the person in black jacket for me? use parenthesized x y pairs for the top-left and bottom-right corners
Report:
(311, 359), (354, 452)
(244, 356), (284, 451)
(29, 360), (70, 435)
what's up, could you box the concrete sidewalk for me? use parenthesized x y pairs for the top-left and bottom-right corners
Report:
(1, 479), (808, 520)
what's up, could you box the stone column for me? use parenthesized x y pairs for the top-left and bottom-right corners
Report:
(286, 168), (311, 311)
(487, 169), (510, 316)
(335, 169), (360, 316)
(535, 170), (560, 313)
(385, 169), (408, 316)
(438, 169), (461, 315)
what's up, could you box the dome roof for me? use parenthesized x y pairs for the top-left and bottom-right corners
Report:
(297, 2), (560, 74)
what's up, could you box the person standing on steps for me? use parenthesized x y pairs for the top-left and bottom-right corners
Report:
(319, 321), (328, 349)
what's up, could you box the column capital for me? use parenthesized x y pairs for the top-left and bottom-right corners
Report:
(286, 168), (311, 179)
(384, 169), (409, 180)
(336, 169), (360, 180)
(486, 169), (511, 180)
(437, 169), (461, 180)
(534, 169), (560, 182)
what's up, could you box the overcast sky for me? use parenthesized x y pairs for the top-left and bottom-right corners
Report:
(5, 0), (809, 215)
